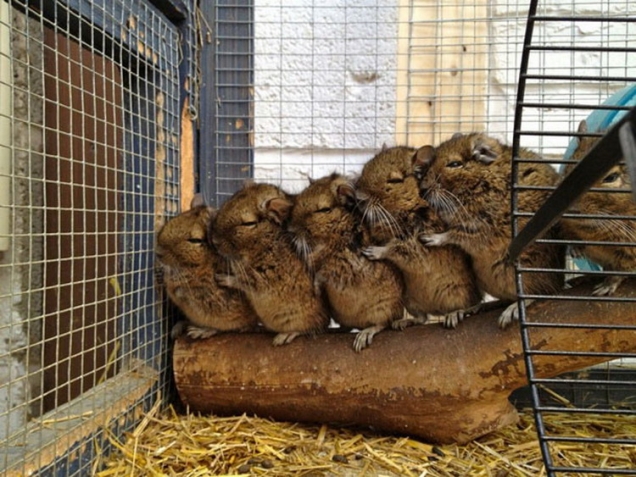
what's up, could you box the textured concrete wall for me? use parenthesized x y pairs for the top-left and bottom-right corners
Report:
(254, 0), (398, 192)
(0, 9), (44, 441)
(254, 0), (398, 150)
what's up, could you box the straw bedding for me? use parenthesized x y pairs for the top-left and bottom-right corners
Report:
(98, 400), (636, 476)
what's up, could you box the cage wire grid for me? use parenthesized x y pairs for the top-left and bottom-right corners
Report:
(1, 0), (635, 474)
(198, 0), (532, 203)
(0, 0), (185, 475)
(512, 0), (636, 474)
(202, 0), (636, 474)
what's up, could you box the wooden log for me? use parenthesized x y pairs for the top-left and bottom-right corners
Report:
(173, 279), (636, 444)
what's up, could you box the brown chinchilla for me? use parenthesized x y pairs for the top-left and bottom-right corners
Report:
(287, 172), (405, 351)
(355, 146), (481, 328)
(156, 194), (259, 339)
(560, 120), (636, 295)
(209, 181), (330, 345)
(415, 133), (565, 328)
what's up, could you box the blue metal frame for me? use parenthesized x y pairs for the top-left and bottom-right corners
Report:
(198, 1), (254, 207)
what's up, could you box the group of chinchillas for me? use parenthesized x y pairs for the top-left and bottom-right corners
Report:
(156, 125), (635, 352)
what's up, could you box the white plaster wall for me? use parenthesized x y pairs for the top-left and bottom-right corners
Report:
(254, 0), (398, 192)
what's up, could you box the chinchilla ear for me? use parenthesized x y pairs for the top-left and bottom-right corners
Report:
(574, 119), (597, 159)
(412, 145), (435, 172)
(336, 182), (356, 207)
(265, 197), (293, 225)
(201, 205), (217, 225)
(190, 193), (205, 209)
(451, 132), (463, 140)
(471, 142), (498, 164)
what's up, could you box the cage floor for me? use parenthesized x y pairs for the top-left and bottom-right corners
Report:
(97, 400), (636, 476)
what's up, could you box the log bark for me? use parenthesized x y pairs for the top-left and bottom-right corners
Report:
(173, 278), (636, 444)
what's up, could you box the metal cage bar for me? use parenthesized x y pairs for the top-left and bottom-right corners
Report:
(513, 0), (636, 475)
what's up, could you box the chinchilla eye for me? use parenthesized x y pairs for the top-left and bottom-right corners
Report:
(387, 177), (404, 184)
(446, 160), (463, 169)
(315, 207), (332, 214)
(187, 237), (205, 244)
(602, 172), (621, 184)
(240, 220), (258, 227)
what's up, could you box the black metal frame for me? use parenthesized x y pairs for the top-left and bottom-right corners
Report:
(512, 1), (636, 474)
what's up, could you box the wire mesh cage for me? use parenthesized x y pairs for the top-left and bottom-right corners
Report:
(2, 0), (636, 474)
(0, 0), (192, 474)
(194, 0), (636, 473)
(199, 0), (540, 203)
(512, 0), (636, 474)
(197, 0), (636, 474)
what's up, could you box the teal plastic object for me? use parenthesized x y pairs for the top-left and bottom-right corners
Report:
(562, 83), (636, 271)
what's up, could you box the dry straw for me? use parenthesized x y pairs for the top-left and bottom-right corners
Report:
(97, 403), (636, 476)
